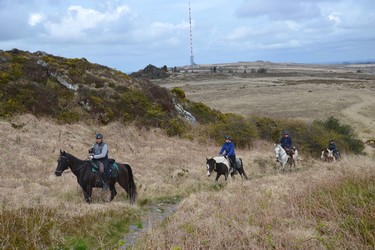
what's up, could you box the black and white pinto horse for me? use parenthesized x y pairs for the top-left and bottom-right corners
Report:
(274, 144), (298, 173)
(206, 156), (249, 181)
(321, 149), (336, 162)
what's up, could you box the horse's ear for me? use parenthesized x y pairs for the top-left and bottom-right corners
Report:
(60, 149), (62, 154)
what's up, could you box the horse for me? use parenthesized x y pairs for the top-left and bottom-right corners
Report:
(274, 144), (298, 173)
(55, 150), (137, 204)
(206, 156), (249, 181)
(321, 149), (335, 162)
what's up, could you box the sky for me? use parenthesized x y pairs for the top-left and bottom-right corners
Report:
(1, 0), (374, 73)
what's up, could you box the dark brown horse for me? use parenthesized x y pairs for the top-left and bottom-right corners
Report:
(55, 150), (137, 204)
(206, 156), (249, 181)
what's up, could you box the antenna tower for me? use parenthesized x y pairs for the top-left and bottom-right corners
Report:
(189, 2), (196, 66)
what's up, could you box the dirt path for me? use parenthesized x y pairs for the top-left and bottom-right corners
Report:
(122, 202), (178, 249)
(340, 93), (375, 140)
(340, 92), (375, 155)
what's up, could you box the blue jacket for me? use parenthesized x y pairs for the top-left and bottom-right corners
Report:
(280, 136), (292, 149)
(219, 141), (235, 157)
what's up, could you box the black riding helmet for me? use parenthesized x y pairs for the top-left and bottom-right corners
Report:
(224, 135), (231, 140)
(95, 133), (103, 139)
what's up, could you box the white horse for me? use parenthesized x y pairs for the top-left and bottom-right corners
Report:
(274, 144), (298, 173)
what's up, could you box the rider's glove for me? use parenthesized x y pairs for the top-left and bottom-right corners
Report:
(89, 155), (94, 160)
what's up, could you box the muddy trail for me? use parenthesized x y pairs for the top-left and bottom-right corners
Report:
(121, 201), (179, 249)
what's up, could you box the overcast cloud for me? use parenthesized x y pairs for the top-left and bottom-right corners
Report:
(0, 0), (374, 72)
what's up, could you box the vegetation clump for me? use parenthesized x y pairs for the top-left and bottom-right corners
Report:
(0, 49), (365, 155)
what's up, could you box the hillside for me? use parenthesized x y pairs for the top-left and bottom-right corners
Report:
(0, 49), (177, 127)
(1, 50), (374, 249)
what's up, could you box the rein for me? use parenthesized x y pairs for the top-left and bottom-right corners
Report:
(276, 146), (287, 159)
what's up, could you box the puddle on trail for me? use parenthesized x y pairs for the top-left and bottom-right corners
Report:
(121, 202), (179, 249)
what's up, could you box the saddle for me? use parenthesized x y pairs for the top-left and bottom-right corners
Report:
(90, 159), (119, 178)
(285, 147), (295, 158)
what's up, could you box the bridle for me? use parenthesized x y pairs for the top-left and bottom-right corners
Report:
(56, 155), (85, 174)
(276, 145), (287, 159)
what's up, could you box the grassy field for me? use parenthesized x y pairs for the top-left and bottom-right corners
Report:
(1, 62), (374, 249)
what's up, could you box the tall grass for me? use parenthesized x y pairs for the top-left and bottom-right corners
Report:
(1, 115), (374, 249)
(132, 156), (375, 249)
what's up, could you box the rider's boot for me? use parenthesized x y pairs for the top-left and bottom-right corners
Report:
(232, 163), (239, 175)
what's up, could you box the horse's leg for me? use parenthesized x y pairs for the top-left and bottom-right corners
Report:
(110, 185), (117, 202)
(280, 162), (285, 173)
(240, 168), (249, 180)
(82, 186), (92, 203)
(79, 184), (91, 203)
(86, 185), (93, 203)
(215, 173), (220, 181)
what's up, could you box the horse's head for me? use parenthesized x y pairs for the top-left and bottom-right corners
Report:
(321, 149), (327, 159)
(274, 144), (283, 157)
(206, 158), (216, 177)
(321, 149), (334, 162)
(55, 150), (70, 176)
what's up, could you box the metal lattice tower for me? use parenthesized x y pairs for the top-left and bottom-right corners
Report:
(189, 2), (196, 65)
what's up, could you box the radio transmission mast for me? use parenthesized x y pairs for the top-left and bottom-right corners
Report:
(189, 2), (196, 65)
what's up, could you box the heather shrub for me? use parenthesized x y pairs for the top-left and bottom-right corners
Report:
(207, 113), (258, 148)
(318, 116), (364, 154)
(56, 111), (81, 124)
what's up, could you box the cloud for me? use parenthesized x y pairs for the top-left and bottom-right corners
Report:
(43, 5), (131, 41)
(28, 13), (44, 26)
(236, 0), (321, 21)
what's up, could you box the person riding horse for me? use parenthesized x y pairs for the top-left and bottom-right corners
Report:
(218, 135), (238, 175)
(280, 131), (294, 160)
(89, 133), (110, 190)
(328, 139), (339, 160)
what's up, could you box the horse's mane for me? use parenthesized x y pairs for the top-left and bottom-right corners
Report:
(63, 151), (86, 165)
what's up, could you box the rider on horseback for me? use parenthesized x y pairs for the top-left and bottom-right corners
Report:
(218, 135), (238, 175)
(89, 133), (110, 190)
(328, 139), (339, 160)
(280, 131), (293, 159)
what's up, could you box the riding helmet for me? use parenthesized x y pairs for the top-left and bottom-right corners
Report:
(224, 135), (231, 140)
(95, 133), (103, 139)
(284, 130), (289, 135)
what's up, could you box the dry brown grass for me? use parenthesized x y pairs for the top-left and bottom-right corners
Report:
(1, 63), (374, 249)
(134, 156), (375, 249)
(1, 113), (374, 249)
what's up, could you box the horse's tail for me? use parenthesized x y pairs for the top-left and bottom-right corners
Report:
(125, 164), (137, 204)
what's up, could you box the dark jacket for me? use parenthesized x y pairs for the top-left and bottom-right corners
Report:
(280, 136), (292, 149)
(328, 142), (337, 151)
